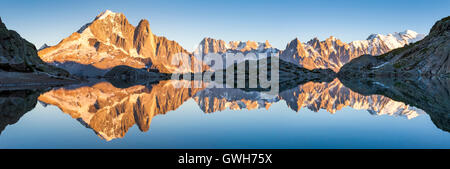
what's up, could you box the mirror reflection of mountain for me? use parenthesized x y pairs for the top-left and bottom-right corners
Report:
(339, 76), (450, 132)
(336, 16), (450, 131)
(38, 80), (203, 141)
(0, 88), (49, 135)
(34, 77), (432, 141)
(279, 79), (423, 117)
(196, 79), (423, 117)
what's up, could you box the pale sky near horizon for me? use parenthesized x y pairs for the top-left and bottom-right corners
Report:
(0, 0), (449, 51)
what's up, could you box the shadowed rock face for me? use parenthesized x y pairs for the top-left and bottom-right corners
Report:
(339, 16), (450, 77)
(0, 17), (69, 76)
(339, 76), (450, 132)
(0, 89), (47, 135)
(104, 65), (170, 88)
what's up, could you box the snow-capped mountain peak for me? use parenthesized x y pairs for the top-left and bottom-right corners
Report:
(95, 10), (118, 20)
(279, 29), (425, 72)
(366, 30), (424, 44)
(397, 30), (425, 43)
(399, 29), (419, 37)
(38, 10), (204, 76)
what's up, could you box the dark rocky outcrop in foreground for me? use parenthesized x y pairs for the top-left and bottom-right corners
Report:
(0, 17), (69, 77)
(339, 16), (450, 78)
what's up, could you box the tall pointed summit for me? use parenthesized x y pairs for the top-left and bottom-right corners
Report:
(38, 10), (206, 76)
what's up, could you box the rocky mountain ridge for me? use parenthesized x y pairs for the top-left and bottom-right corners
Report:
(37, 10), (425, 75)
(38, 10), (207, 76)
(195, 30), (424, 72)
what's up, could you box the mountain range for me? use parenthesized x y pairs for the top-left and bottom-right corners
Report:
(1, 11), (448, 140)
(37, 10), (425, 75)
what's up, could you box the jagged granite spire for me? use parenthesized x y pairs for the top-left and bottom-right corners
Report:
(38, 10), (205, 76)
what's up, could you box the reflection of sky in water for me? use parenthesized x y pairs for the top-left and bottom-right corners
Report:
(1, 99), (449, 149)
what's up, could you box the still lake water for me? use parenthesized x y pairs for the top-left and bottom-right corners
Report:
(0, 79), (449, 148)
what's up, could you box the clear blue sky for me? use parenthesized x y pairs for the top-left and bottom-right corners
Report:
(0, 0), (448, 51)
